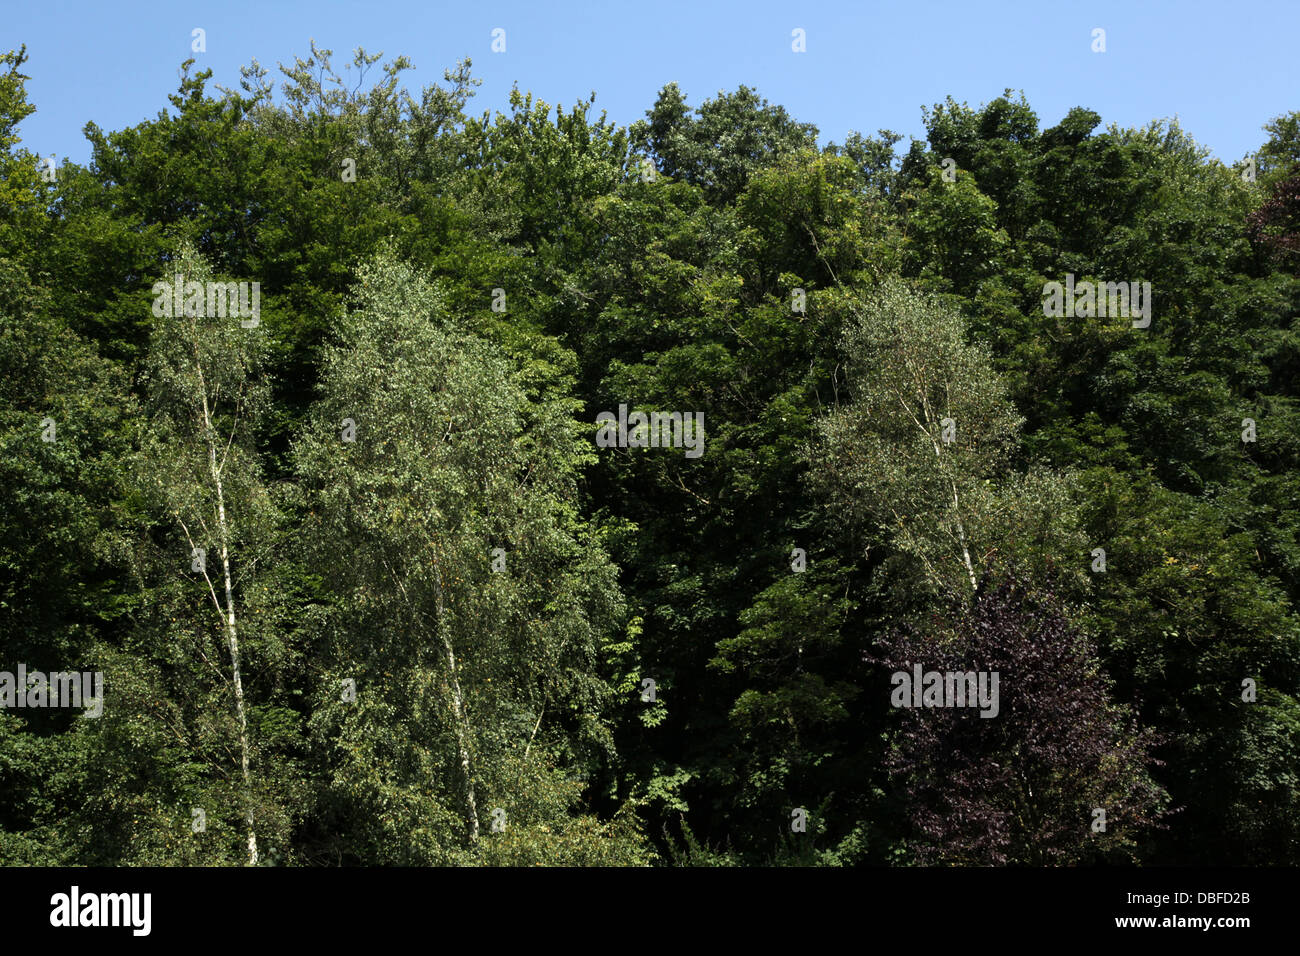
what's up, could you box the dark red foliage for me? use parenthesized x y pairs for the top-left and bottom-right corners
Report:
(1248, 171), (1300, 267)
(868, 574), (1168, 865)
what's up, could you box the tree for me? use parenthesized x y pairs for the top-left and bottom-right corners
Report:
(0, 262), (133, 864)
(294, 248), (647, 864)
(631, 83), (819, 205)
(0, 46), (46, 264)
(810, 275), (1085, 599)
(871, 574), (1167, 864)
(132, 242), (277, 864)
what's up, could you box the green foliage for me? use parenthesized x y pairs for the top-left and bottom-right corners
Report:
(293, 249), (638, 863)
(811, 276), (1055, 598)
(631, 82), (819, 204)
(3, 42), (1299, 866)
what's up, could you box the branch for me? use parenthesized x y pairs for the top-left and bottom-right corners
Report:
(174, 510), (228, 627)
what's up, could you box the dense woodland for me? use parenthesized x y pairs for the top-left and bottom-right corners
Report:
(2, 42), (1299, 866)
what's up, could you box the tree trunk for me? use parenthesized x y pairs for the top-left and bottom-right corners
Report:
(948, 476), (979, 593)
(926, 431), (978, 593)
(199, 362), (258, 867)
(436, 580), (479, 845)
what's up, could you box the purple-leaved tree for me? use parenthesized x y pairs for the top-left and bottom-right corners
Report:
(871, 574), (1168, 864)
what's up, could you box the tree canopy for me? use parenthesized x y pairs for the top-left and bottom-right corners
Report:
(2, 43), (1298, 866)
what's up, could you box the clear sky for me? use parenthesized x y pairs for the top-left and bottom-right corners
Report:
(5, 0), (1297, 168)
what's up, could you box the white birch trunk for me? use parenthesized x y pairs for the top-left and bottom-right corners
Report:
(436, 580), (479, 844)
(198, 358), (258, 866)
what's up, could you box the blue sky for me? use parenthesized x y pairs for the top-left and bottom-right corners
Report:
(6, 0), (1297, 168)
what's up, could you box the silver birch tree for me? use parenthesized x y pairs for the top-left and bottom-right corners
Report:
(136, 243), (274, 865)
